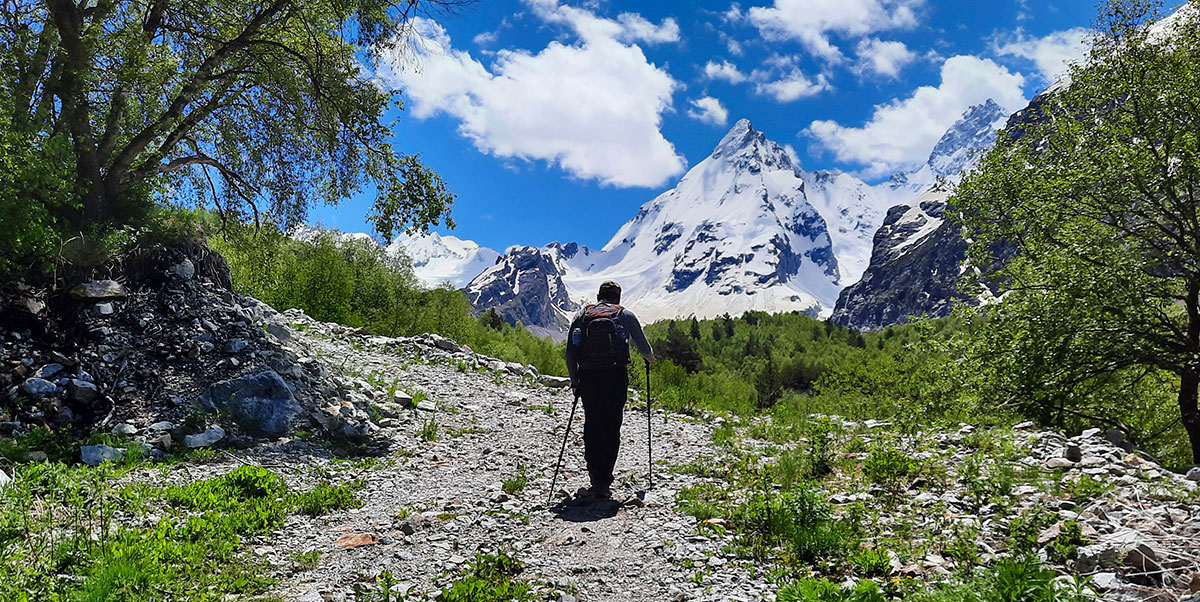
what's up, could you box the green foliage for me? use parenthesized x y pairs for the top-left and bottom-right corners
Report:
(863, 445), (917, 495)
(777, 578), (886, 602)
(951, 0), (1200, 465)
(502, 464), (530, 496)
(1005, 507), (1058, 556)
(291, 482), (364, 516)
(910, 556), (1093, 602)
(0, 0), (455, 254)
(849, 548), (892, 578)
(0, 463), (355, 601)
(209, 221), (568, 376)
(420, 418), (440, 442)
(437, 552), (537, 602)
(732, 484), (855, 563)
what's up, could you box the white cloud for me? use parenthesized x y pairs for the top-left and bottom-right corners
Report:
(748, 55), (832, 102)
(381, 15), (685, 188)
(995, 28), (1090, 86)
(527, 0), (681, 45)
(473, 30), (499, 45)
(747, 0), (924, 62)
(687, 96), (730, 126)
(704, 60), (748, 83)
(755, 71), (831, 101)
(805, 55), (1026, 177)
(855, 38), (916, 77)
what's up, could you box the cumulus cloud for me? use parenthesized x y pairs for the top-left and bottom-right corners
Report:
(755, 71), (831, 101)
(704, 60), (748, 83)
(380, 13), (685, 188)
(687, 96), (730, 126)
(855, 38), (916, 77)
(805, 55), (1026, 177)
(995, 28), (1091, 86)
(747, 0), (923, 62)
(748, 55), (832, 102)
(526, 0), (681, 45)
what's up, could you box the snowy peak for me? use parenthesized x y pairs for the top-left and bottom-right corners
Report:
(710, 118), (796, 173)
(386, 232), (501, 289)
(926, 99), (1008, 180)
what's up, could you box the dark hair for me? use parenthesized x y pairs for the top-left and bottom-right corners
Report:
(597, 281), (621, 303)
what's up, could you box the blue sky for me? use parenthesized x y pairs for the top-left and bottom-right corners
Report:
(309, 0), (1105, 252)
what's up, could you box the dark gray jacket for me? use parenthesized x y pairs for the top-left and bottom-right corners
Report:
(564, 304), (653, 387)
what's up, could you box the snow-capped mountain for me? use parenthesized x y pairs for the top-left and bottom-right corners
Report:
(385, 232), (500, 289)
(463, 245), (580, 340)
(832, 97), (1037, 329)
(561, 118), (842, 324)
(463, 106), (1009, 337)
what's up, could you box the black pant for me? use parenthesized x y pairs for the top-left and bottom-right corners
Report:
(579, 367), (628, 490)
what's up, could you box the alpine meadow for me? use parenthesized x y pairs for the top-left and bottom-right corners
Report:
(2, 1), (1200, 601)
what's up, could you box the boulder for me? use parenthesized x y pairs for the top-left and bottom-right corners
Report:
(197, 371), (300, 437)
(1186, 467), (1200, 483)
(67, 380), (100, 404)
(34, 363), (63, 379)
(1064, 445), (1083, 462)
(69, 280), (128, 300)
(184, 426), (226, 448)
(169, 259), (195, 280)
(264, 321), (291, 341)
(80, 444), (125, 466)
(112, 423), (137, 437)
(20, 378), (59, 397)
(539, 375), (571, 388)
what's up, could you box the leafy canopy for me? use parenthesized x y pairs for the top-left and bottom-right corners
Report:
(952, 0), (1200, 462)
(0, 0), (458, 247)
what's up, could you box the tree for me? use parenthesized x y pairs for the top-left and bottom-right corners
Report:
(0, 0), (460, 238)
(953, 0), (1200, 462)
(689, 317), (701, 340)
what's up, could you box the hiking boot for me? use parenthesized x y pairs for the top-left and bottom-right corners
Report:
(592, 485), (611, 500)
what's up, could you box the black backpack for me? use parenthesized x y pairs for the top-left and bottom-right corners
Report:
(569, 303), (630, 370)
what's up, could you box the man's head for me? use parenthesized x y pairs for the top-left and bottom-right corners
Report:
(597, 281), (621, 304)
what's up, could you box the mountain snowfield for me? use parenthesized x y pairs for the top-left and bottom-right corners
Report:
(384, 100), (1007, 336)
(385, 232), (501, 289)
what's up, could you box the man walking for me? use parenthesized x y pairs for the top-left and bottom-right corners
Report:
(564, 281), (653, 500)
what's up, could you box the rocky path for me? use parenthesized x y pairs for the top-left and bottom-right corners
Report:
(190, 313), (766, 602)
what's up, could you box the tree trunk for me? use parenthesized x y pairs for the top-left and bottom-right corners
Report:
(46, 0), (104, 224)
(1181, 370), (1200, 465)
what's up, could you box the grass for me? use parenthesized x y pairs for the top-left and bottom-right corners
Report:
(437, 552), (538, 602)
(0, 462), (361, 601)
(502, 464), (530, 496)
(420, 418), (440, 441)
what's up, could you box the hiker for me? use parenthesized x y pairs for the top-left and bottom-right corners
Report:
(564, 280), (653, 499)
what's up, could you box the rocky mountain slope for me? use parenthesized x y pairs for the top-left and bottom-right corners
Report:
(407, 103), (1006, 337)
(831, 94), (1043, 330)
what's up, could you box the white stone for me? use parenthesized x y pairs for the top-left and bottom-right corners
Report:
(184, 426), (226, 448)
(112, 423), (137, 436)
(0, 469), (11, 490)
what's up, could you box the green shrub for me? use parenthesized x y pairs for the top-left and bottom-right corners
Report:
(850, 547), (892, 578)
(863, 445), (917, 494)
(777, 577), (886, 602)
(291, 482), (364, 516)
(438, 552), (537, 602)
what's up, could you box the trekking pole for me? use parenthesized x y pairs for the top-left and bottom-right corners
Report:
(548, 392), (580, 506)
(646, 358), (653, 491)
